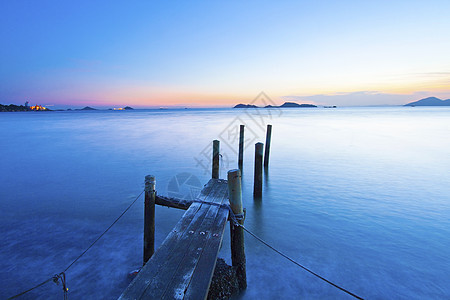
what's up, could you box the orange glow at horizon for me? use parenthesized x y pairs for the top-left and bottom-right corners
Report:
(32, 73), (450, 108)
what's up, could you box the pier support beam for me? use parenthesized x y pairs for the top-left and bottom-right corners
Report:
(264, 124), (272, 168)
(143, 175), (156, 265)
(238, 125), (245, 170)
(212, 140), (220, 179)
(254, 142), (263, 197)
(228, 169), (247, 290)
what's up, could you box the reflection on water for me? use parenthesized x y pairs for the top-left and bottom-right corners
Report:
(1, 107), (450, 299)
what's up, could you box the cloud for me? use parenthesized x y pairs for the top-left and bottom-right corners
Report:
(280, 91), (450, 106)
(410, 71), (450, 77)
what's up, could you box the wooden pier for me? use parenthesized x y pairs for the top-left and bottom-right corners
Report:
(120, 141), (246, 300)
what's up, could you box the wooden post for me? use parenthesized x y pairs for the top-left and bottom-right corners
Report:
(264, 124), (272, 168)
(228, 169), (247, 290)
(254, 142), (263, 197)
(212, 140), (220, 179)
(144, 175), (156, 265)
(238, 125), (245, 170)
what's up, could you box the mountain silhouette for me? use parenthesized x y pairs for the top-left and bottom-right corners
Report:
(404, 97), (450, 106)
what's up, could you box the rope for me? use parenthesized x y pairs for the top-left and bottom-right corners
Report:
(7, 277), (54, 299)
(228, 209), (364, 300)
(9, 191), (363, 299)
(63, 190), (144, 272)
(7, 190), (144, 300)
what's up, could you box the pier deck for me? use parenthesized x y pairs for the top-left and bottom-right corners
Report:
(119, 179), (230, 300)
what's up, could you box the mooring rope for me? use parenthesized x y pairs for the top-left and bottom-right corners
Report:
(7, 190), (144, 300)
(228, 207), (365, 300)
(192, 200), (364, 299)
(7, 277), (54, 300)
(63, 190), (144, 272)
(10, 191), (364, 300)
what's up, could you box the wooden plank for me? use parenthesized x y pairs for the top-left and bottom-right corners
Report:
(120, 203), (204, 299)
(160, 183), (228, 299)
(183, 207), (229, 300)
(119, 180), (218, 299)
(140, 204), (213, 299)
(119, 179), (230, 300)
(173, 182), (229, 300)
(156, 195), (192, 210)
(183, 182), (229, 299)
(140, 182), (227, 299)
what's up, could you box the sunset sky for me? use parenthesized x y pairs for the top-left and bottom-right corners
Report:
(1, 1), (450, 108)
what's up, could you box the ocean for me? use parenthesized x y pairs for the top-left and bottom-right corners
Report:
(1, 106), (449, 299)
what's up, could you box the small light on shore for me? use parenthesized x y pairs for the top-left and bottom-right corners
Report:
(30, 105), (47, 111)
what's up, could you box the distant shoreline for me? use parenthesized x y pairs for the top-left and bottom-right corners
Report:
(3, 99), (450, 112)
(0, 104), (45, 112)
(233, 102), (318, 108)
(0, 104), (135, 112)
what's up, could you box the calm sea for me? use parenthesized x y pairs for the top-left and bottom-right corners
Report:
(1, 106), (449, 299)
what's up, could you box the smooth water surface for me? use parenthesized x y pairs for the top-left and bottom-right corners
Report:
(1, 107), (449, 299)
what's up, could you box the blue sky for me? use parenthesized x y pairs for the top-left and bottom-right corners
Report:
(1, 0), (450, 107)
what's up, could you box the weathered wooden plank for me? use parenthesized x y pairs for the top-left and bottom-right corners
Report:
(119, 180), (218, 300)
(141, 204), (213, 299)
(119, 179), (230, 300)
(155, 178), (223, 210)
(155, 195), (192, 210)
(119, 202), (204, 299)
(183, 207), (229, 300)
(140, 182), (227, 299)
(183, 183), (230, 299)
(160, 183), (228, 299)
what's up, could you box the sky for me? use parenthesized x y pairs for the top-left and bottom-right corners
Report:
(1, 0), (450, 108)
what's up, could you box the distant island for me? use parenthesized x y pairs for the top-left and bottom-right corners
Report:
(0, 103), (50, 112)
(404, 97), (450, 106)
(110, 106), (134, 110)
(234, 101), (317, 108)
(1, 104), (30, 112)
(276, 102), (317, 108)
(76, 106), (97, 111)
(234, 104), (258, 108)
(1, 103), (136, 112)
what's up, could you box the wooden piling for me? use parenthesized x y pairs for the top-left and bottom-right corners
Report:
(264, 124), (272, 168)
(143, 175), (156, 265)
(227, 169), (247, 290)
(254, 142), (263, 197)
(238, 125), (245, 170)
(212, 140), (220, 179)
